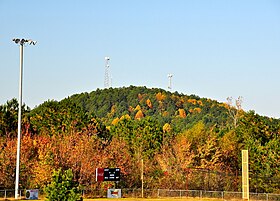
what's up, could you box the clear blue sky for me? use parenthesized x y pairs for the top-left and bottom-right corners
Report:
(1, 0), (280, 118)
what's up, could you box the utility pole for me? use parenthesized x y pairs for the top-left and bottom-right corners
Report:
(12, 38), (36, 199)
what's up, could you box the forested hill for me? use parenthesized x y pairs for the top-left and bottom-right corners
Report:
(68, 85), (231, 130)
(68, 85), (280, 132)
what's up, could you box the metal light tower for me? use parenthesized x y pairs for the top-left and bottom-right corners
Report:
(104, 56), (110, 88)
(12, 38), (36, 199)
(168, 74), (173, 90)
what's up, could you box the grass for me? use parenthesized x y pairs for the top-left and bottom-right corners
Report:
(0, 198), (228, 201)
(83, 198), (239, 201)
(82, 198), (229, 201)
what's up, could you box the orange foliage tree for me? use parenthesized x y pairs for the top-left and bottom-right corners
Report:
(178, 108), (187, 118)
(0, 137), (17, 188)
(146, 99), (153, 109)
(156, 134), (194, 189)
(155, 92), (166, 101)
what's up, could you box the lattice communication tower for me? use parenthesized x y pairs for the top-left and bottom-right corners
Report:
(104, 57), (110, 88)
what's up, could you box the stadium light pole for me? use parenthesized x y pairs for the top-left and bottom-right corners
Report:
(12, 38), (36, 199)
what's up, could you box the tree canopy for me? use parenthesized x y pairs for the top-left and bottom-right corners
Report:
(0, 86), (279, 193)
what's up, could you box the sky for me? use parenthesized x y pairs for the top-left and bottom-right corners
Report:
(0, 0), (280, 118)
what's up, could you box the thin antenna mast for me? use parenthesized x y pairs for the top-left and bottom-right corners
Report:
(168, 74), (173, 90)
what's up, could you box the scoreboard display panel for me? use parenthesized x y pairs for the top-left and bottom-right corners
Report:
(104, 168), (120, 181)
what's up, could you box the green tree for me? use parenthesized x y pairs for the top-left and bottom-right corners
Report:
(110, 117), (163, 159)
(29, 99), (91, 136)
(0, 98), (30, 138)
(45, 168), (82, 201)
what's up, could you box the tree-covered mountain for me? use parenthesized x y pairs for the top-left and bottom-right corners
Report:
(69, 86), (231, 131)
(0, 86), (279, 193)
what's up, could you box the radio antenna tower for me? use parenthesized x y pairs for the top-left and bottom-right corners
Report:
(168, 74), (173, 90)
(104, 56), (110, 88)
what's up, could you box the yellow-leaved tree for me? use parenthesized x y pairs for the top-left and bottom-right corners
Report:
(135, 110), (144, 119)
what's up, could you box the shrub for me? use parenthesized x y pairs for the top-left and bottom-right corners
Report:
(45, 168), (82, 201)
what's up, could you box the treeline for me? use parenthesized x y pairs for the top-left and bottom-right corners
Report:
(0, 86), (279, 193)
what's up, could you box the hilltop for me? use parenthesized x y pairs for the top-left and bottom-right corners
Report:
(68, 86), (231, 130)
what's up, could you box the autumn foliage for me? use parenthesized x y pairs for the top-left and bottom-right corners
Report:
(0, 86), (279, 193)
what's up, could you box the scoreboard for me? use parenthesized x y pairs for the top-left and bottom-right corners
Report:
(96, 168), (120, 182)
(104, 168), (120, 181)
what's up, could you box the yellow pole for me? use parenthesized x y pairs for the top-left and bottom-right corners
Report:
(141, 159), (144, 198)
(242, 150), (249, 201)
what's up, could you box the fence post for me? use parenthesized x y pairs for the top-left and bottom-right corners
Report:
(133, 189), (134, 197)
(4, 190), (6, 199)
(200, 190), (202, 198)
(222, 191), (224, 200)
(266, 193), (268, 201)
(157, 189), (160, 198)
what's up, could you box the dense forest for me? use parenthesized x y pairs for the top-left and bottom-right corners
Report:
(0, 86), (279, 193)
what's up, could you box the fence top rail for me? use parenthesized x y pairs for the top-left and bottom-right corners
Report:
(266, 194), (280, 196)
(203, 191), (223, 193)
(0, 188), (279, 197)
(0, 189), (15, 191)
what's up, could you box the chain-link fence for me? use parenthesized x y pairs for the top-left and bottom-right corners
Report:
(0, 189), (22, 199)
(80, 188), (280, 200)
(1, 188), (280, 200)
(156, 189), (280, 201)
(0, 189), (44, 200)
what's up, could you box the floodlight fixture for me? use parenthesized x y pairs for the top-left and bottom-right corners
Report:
(27, 40), (37, 45)
(12, 38), (37, 46)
